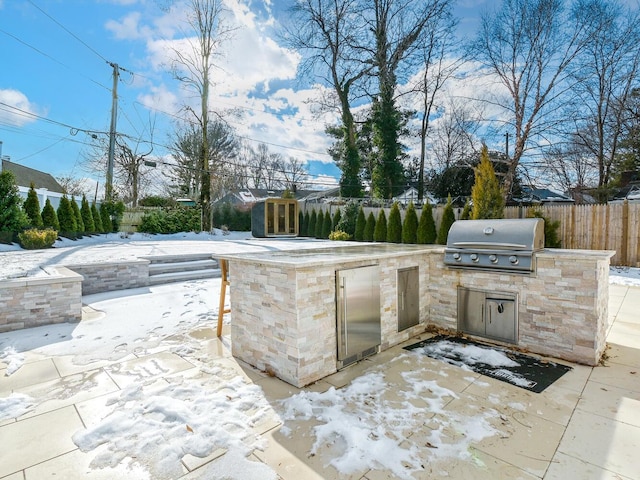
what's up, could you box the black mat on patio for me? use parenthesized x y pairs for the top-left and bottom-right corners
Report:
(404, 335), (572, 393)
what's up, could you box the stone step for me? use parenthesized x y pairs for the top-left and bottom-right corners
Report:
(148, 268), (221, 286)
(148, 259), (218, 276)
(143, 253), (217, 265)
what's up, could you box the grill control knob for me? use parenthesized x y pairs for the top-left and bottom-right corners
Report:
(453, 252), (461, 261)
(489, 254), (498, 263)
(509, 255), (518, 265)
(470, 253), (479, 262)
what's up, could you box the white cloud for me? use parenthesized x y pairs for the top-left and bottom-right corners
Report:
(0, 89), (43, 127)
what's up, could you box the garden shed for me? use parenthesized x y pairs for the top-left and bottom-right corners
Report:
(251, 198), (298, 237)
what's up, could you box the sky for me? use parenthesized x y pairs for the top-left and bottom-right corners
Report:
(0, 0), (491, 199)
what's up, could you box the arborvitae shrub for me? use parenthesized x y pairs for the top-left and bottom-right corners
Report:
(23, 183), (43, 228)
(18, 228), (58, 249)
(363, 212), (376, 241)
(417, 203), (437, 244)
(437, 196), (456, 245)
(298, 211), (305, 236)
(374, 209), (387, 242)
(219, 202), (233, 227)
(0, 170), (29, 233)
(41, 199), (60, 231)
(322, 211), (332, 238)
(332, 208), (342, 231)
(308, 209), (317, 237)
(315, 210), (324, 238)
(471, 145), (505, 219)
(402, 202), (418, 244)
(301, 210), (309, 236)
(80, 195), (95, 233)
(387, 202), (402, 243)
(91, 202), (103, 233)
(354, 207), (366, 241)
(70, 197), (84, 234)
(100, 203), (112, 233)
(336, 200), (359, 236)
(57, 195), (77, 235)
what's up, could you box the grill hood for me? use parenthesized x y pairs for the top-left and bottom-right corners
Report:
(446, 218), (545, 252)
(444, 218), (545, 272)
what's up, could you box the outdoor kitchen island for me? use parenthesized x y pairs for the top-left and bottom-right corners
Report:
(219, 242), (614, 388)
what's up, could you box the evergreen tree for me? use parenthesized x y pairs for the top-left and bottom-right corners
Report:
(23, 183), (43, 228)
(354, 206), (366, 241)
(374, 209), (387, 242)
(100, 203), (112, 233)
(57, 195), (77, 234)
(461, 199), (471, 220)
(41, 199), (59, 231)
(0, 170), (29, 232)
(298, 211), (304, 236)
(402, 202), (418, 244)
(322, 210), (332, 238)
(387, 202), (402, 243)
(417, 202), (436, 244)
(437, 195), (456, 245)
(91, 202), (103, 233)
(363, 211), (376, 242)
(335, 200), (359, 236)
(315, 210), (324, 238)
(308, 209), (317, 238)
(70, 196), (84, 233)
(471, 145), (505, 219)
(301, 210), (309, 236)
(80, 195), (95, 233)
(332, 208), (342, 231)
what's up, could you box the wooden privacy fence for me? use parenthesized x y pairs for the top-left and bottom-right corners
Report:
(301, 200), (639, 266)
(503, 201), (639, 267)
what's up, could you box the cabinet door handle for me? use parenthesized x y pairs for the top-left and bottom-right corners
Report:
(342, 278), (348, 351)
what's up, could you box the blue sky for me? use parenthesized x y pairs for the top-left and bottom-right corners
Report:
(0, 0), (490, 197)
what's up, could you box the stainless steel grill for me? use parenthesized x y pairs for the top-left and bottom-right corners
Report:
(444, 218), (544, 273)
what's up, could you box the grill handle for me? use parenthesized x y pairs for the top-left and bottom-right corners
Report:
(452, 241), (528, 249)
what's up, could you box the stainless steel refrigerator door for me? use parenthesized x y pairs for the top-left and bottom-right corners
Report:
(336, 265), (381, 364)
(397, 266), (419, 331)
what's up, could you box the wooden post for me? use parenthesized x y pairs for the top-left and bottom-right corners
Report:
(217, 259), (231, 337)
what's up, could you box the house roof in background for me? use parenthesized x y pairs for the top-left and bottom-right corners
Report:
(1, 159), (64, 193)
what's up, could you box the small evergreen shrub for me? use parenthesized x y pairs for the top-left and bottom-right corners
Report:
(332, 208), (342, 231)
(387, 203), (402, 243)
(57, 195), (78, 236)
(70, 197), (84, 234)
(322, 210), (332, 238)
(308, 209), (317, 238)
(363, 212), (376, 241)
(138, 207), (201, 234)
(417, 203), (437, 244)
(402, 202), (418, 244)
(81, 195), (95, 233)
(529, 209), (561, 248)
(354, 207), (366, 241)
(0, 170), (29, 233)
(315, 210), (325, 238)
(336, 200), (359, 236)
(42, 199), (60, 231)
(301, 210), (310, 236)
(329, 230), (351, 241)
(100, 203), (112, 233)
(437, 196), (456, 245)
(23, 183), (43, 228)
(91, 202), (103, 233)
(471, 145), (505, 219)
(374, 209), (387, 242)
(18, 228), (58, 249)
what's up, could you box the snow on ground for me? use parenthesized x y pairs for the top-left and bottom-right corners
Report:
(1, 233), (639, 478)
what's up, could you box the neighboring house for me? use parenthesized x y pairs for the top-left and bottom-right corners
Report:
(393, 187), (438, 206)
(1, 159), (66, 209)
(511, 186), (575, 205)
(611, 183), (640, 202)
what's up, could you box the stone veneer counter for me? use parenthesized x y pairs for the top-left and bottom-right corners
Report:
(220, 244), (615, 387)
(220, 243), (438, 387)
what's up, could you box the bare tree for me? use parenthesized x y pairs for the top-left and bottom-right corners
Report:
(113, 137), (154, 207)
(170, 0), (234, 230)
(55, 175), (89, 197)
(542, 140), (599, 199)
(431, 96), (482, 170)
(286, 0), (372, 197)
(281, 157), (310, 190)
(406, 10), (461, 200)
(472, 0), (591, 200)
(566, 0), (640, 200)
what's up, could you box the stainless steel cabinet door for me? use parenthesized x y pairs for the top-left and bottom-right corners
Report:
(397, 267), (419, 331)
(457, 287), (485, 336)
(486, 298), (517, 343)
(336, 265), (381, 363)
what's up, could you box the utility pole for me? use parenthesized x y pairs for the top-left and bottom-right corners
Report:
(504, 132), (509, 159)
(106, 62), (119, 202)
